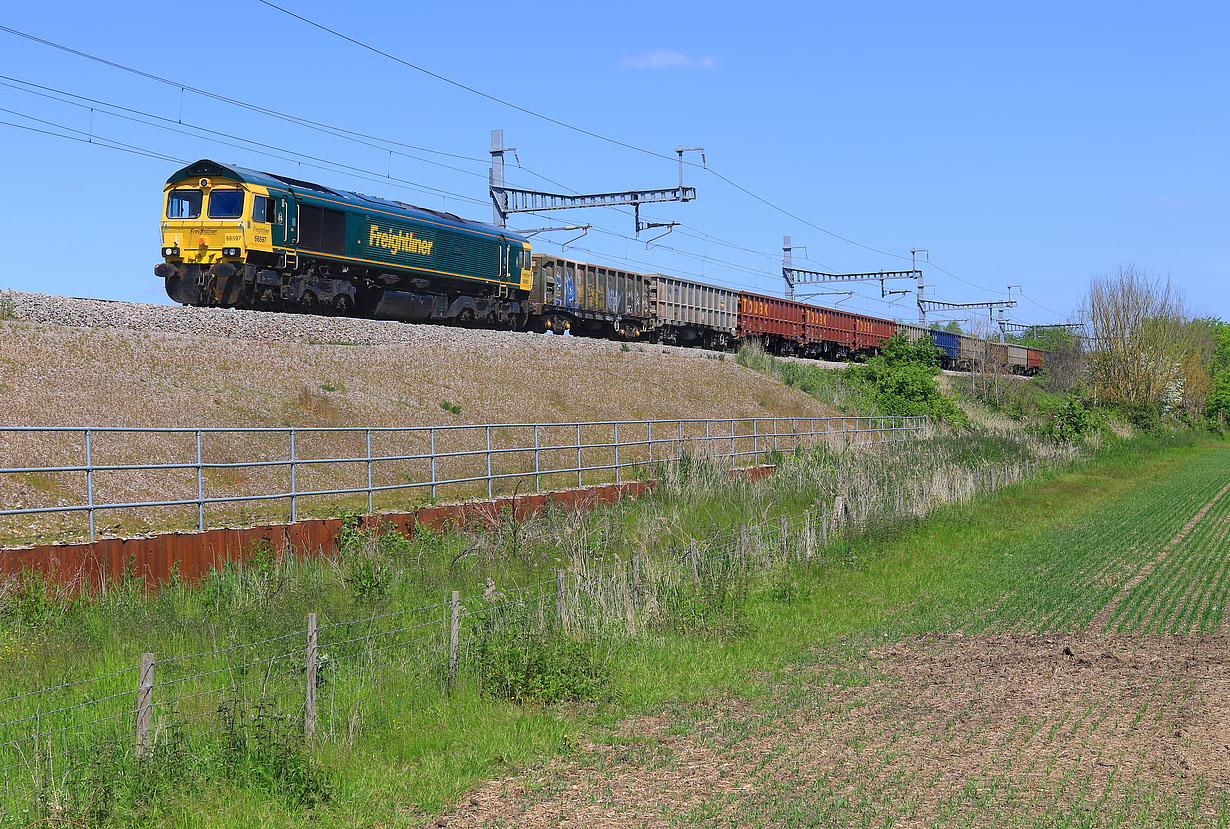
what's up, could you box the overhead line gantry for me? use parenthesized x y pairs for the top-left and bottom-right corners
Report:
(489, 130), (702, 239)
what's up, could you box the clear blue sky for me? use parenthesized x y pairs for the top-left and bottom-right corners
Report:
(1, 0), (1225, 326)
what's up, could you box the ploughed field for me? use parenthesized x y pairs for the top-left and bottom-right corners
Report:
(439, 444), (1230, 828)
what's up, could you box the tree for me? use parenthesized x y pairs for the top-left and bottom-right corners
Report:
(1081, 266), (1204, 418)
(1202, 319), (1230, 424)
(942, 320), (964, 334)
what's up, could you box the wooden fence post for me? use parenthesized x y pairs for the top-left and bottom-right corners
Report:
(556, 570), (566, 630)
(779, 514), (788, 560)
(136, 653), (154, 759)
(305, 613), (317, 741)
(448, 591), (460, 686)
(689, 541), (699, 583)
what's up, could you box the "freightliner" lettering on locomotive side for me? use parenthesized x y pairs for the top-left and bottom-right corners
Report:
(369, 225), (434, 257)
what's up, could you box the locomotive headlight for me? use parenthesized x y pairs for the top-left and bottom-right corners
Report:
(162, 246), (180, 257)
(222, 247), (241, 257)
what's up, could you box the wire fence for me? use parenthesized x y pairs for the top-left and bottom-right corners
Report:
(0, 455), (1036, 824)
(0, 416), (926, 545)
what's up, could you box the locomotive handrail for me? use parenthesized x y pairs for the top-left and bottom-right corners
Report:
(0, 416), (928, 544)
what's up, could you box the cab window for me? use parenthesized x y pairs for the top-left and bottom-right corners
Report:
(207, 190), (245, 219)
(251, 195), (270, 223)
(167, 189), (202, 219)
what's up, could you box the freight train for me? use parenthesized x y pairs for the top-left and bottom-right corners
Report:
(155, 159), (1044, 374)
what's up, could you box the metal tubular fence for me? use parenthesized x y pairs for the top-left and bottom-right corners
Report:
(0, 459), (1037, 824)
(0, 416), (926, 544)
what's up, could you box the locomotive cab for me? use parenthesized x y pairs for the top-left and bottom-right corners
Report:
(155, 162), (276, 306)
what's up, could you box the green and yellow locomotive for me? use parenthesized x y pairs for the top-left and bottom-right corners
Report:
(155, 160), (533, 323)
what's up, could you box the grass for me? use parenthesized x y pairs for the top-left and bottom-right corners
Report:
(1, 427), (1225, 826)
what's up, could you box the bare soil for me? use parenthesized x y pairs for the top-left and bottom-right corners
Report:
(434, 633), (1230, 827)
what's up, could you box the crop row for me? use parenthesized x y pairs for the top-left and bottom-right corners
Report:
(1108, 482), (1230, 634)
(982, 450), (1230, 633)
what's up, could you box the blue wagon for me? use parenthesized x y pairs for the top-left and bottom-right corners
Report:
(929, 330), (959, 367)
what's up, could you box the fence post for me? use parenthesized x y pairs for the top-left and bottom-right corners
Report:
(631, 551), (642, 597)
(780, 513), (788, 560)
(136, 653), (154, 759)
(365, 430), (373, 514)
(534, 425), (541, 493)
(577, 425), (583, 488)
(689, 540), (699, 583)
(195, 429), (204, 532)
(614, 422), (620, 484)
(556, 569), (567, 630)
(448, 591), (460, 686)
(430, 428), (437, 500)
(85, 428), (95, 541)
(305, 613), (317, 740)
(486, 426), (493, 500)
(289, 428), (297, 523)
(648, 420), (653, 465)
(739, 522), (748, 566)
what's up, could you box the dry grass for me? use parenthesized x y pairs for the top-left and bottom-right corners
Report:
(0, 321), (832, 429)
(0, 320), (841, 544)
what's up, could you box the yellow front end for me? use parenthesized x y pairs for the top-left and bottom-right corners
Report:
(159, 177), (273, 266)
(518, 243), (534, 291)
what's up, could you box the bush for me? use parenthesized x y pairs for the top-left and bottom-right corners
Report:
(1039, 391), (1099, 443)
(845, 333), (969, 427)
(0, 569), (60, 627)
(475, 626), (609, 704)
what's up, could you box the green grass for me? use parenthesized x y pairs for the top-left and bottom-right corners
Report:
(1, 429), (1225, 825)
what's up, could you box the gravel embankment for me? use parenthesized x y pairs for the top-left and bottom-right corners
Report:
(0, 290), (862, 369)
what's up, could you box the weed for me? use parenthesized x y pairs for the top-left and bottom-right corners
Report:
(293, 385), (340, 421)
(474, 615), (612, 704)
(219, 700), (332, 808)
(439, 400), (463, 415)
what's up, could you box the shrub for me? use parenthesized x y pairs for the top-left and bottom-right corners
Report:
(1039, 391), (1099, 443)
(845, 333), (969, 427)
(475, 626), (609, 704)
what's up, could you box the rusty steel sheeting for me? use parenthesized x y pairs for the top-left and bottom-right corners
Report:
(0, 478), (672, 592)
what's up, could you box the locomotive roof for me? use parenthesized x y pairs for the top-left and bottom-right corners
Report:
(166, 159), (526, 241)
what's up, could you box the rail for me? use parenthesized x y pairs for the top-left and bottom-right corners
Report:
(0, 416), (927, 543)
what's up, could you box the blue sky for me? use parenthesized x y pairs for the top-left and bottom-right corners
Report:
(1, 0), (1225, 325)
